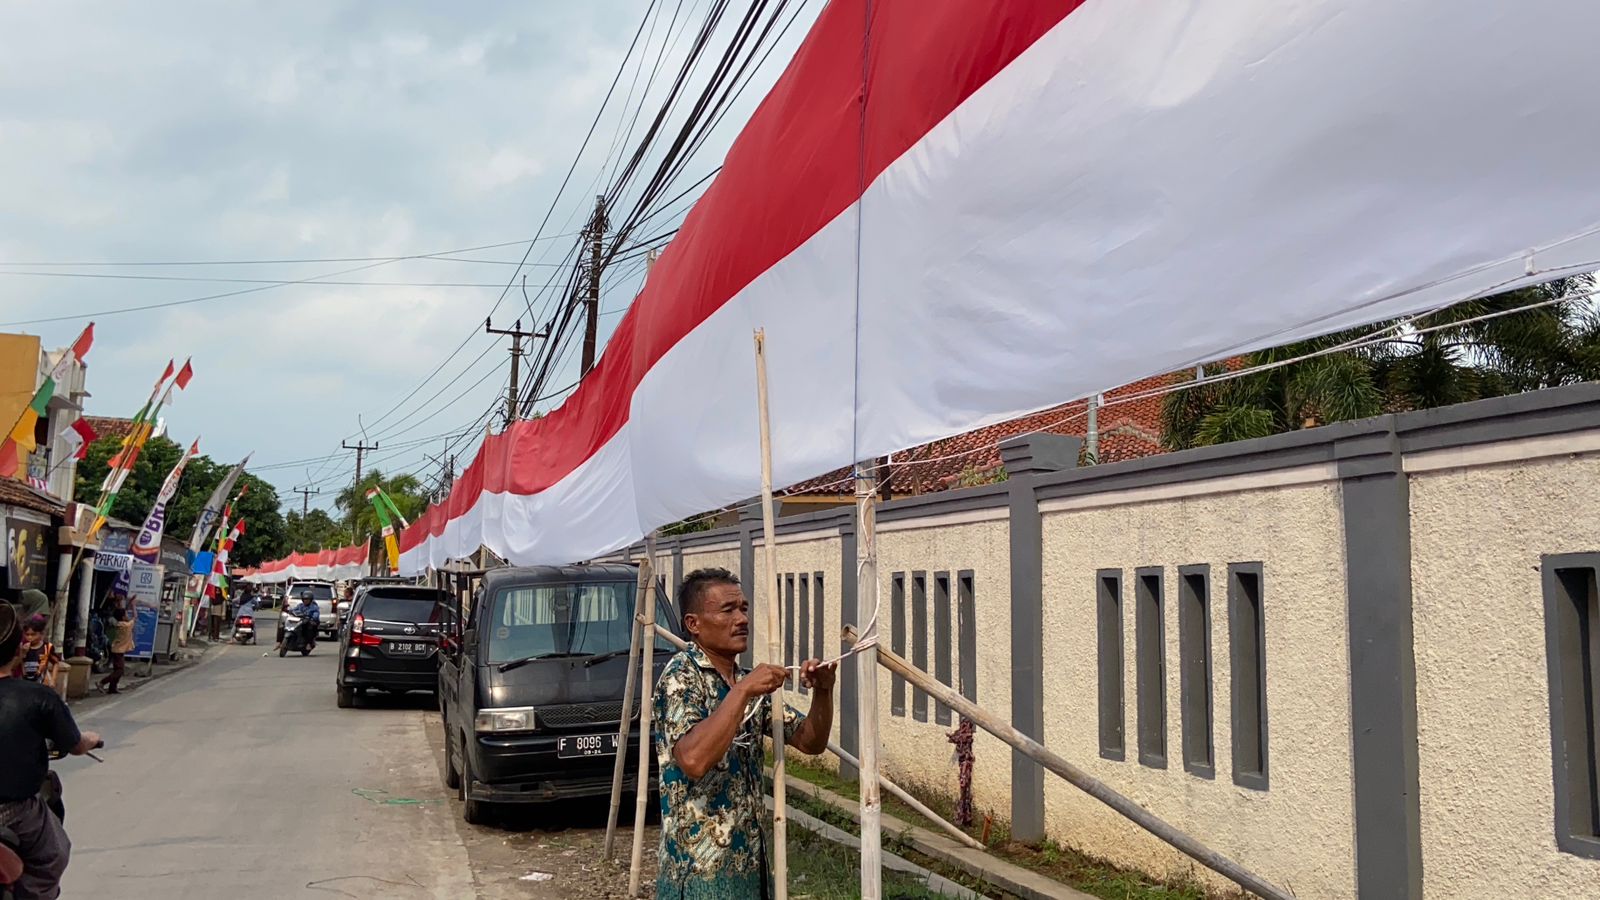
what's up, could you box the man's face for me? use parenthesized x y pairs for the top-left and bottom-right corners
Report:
(685, 583), (749, 656)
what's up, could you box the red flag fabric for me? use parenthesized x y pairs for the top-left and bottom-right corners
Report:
(63, 418), (98, 460)
(158, 359), (175, 384)
(175, 358), (193, 390)
(70, 324), (94, 362)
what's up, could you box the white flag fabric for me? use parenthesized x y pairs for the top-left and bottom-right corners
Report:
(399, 0), (1600, 574)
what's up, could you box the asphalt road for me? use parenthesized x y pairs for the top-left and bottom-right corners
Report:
(57, 616), (478, 899)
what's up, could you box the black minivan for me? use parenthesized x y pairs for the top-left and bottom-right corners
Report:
(438, 564), (677, 824)
(336, 583), (447, 708)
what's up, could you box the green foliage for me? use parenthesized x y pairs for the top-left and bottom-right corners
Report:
(283, 509), (348, 552)
(955, 464), (1008, 487)
(659, 514), (716, 536)
(73, 435), (287, 566)
(1163, 276), (1600, 450)
(334, 470), (429, 540)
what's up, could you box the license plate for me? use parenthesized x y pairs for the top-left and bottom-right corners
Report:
(557, 733), (619, 758)
(386, 642), (430, 656)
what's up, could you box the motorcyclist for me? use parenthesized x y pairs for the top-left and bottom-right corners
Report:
(288, 593), (320, 649)
(0, 604), (100, 899)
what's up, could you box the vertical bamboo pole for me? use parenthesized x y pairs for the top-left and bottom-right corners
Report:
(604, 555), (650, 859)
(627, 535), (660, 897)
(855, 461), (882, 898)
(752, 330), (788, 899)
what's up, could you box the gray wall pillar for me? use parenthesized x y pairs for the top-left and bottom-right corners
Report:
(1337, 426), (1422, 899)
(999, 433), (1080, 843)
(670, 541), (684, 608)
(838, 514), (860, 781)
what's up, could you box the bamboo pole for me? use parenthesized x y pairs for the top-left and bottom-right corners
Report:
(752, 330), (788, 899)
(627, 535), (660, 897)
(841, 628), (1295, 900)
(854, 462), (883, 898)
(642, 618), (981, 852)
(603, 554), (650, 860)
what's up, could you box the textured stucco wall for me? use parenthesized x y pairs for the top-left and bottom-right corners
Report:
(1410, 452), (1600, 899)
(1040, 481), (1355, 897)
(679, 545), (740, 584)
(874, 518), (1013, 821)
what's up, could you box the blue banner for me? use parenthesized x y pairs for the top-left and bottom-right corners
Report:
(127, 561), (162, 660)
(191, 551), (214, 576)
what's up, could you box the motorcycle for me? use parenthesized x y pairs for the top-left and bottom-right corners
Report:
(232, 614), (256, 645)
(279, 615), (317, 657)
(0, 739), (102, 899)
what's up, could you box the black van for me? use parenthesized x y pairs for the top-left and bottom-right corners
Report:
(437, 564), (678, 824)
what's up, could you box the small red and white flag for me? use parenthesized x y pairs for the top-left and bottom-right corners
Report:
(58, 418), (98, 461)
(174, 358), (194, 390)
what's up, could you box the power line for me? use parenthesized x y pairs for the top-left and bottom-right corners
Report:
(0, 271), (562, 288)
(0, 234), (580, 268)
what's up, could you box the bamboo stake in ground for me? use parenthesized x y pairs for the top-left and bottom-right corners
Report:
(855, 462), (883, 898)
(752, 329), (788, 900)
(627, 536), (660, 897)
(603, 556), (650, 860)
(841, 627), (1296, 900)
(642, 617), (982, 853)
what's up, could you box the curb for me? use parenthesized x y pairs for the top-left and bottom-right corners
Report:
(68, 637), (221, 713)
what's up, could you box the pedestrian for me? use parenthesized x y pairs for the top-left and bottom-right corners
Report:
(0, 602), (102, 900)
(652, 568), (835, 900)
(207, 593), (227, 642)
(96, 600), (132, 695)
(16, 589), (49, 623)
(14, 615), (61, 694)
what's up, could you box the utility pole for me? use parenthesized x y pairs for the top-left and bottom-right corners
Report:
(486, 317), (547, 425)
(342, 439), (377, 486)
(582, 194), (607, 375)
(292, 485), (319, 516)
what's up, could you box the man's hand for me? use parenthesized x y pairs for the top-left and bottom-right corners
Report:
(736, 663), (788, 698)
(73, 731), (102, 756)
(798, 659), (835, 692)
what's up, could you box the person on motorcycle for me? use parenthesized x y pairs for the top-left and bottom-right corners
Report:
(0, 604), (100, 900)
(266, 593), (320, 657)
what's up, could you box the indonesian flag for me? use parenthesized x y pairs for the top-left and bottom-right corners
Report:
(58, 418), (97, 461)
(396, 0), (1600, 576)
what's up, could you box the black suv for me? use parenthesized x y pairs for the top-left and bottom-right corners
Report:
(438, 564), (677, 824)
(336, 583), (447, 708)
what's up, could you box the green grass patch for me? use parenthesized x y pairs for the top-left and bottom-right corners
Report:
(780, 756), (1237, 900)
(787, 816), (947, 900)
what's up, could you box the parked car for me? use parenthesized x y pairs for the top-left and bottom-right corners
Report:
(281, 581), (338, 641)
(438, 564), (676, 824)
(335, 584), (447, 708)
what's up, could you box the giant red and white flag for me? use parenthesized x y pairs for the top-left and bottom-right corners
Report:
(399, 0), (1600, 574)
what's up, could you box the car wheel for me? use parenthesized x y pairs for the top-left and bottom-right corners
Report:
(443, 724), (461, 790)
(459, 735), (489, 825)
(336, 684), (355, 709)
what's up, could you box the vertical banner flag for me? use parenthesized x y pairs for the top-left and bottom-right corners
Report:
(56, 418), (97, 462)
(366, 487), (409, 575)
(115, 439), (199, 594)
(206, 518), (246, 601)
(0, 323), (94, 479)
(187, 454), (249, 565)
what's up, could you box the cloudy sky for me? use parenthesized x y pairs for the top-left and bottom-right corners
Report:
(0, 0), (815, 514)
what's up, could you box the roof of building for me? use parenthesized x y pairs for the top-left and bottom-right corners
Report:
(83, 416), (137, 443)
(0, 477), (65, 519)
(786, 373), (1173, 497)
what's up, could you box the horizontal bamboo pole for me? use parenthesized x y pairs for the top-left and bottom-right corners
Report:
(641, 618), (983, 852)
(842, 627), (1294, 900)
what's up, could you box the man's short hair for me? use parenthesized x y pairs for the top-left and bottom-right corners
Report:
(0, 604), (20, 663)
(679, 568), (740, 617)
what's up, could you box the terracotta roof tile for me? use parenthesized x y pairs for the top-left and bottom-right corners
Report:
(83, 417), (137, 443)
(0, 477), (65, 518)
(787, 373), (1174, 497)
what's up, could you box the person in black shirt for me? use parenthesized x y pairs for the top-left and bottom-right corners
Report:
(0, 604), (99, 900)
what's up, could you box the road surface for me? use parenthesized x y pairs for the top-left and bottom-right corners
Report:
(55, 613), (656, 898)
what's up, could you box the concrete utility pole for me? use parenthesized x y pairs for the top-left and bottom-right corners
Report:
(486, 317), (547, 426)
(342, 439), (377, 486)
(582, 194), (607, 375)
(292, 485), (319, 516)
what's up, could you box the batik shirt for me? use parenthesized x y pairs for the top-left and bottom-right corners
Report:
(654, 643), (804, 900)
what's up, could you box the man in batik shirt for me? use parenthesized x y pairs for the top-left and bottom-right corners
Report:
(654, 568), (835, 900)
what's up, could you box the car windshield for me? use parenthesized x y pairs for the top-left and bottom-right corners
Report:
(361, 591), (442, 624)
(487, 581), (669, 663)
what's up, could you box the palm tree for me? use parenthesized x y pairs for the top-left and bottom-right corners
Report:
(335, 470), (429, 541)
(1162, 276), (1600, 450)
